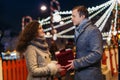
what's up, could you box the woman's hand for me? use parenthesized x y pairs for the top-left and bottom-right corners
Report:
(56, 64), (65, 72)
(51, 61), (65, 72)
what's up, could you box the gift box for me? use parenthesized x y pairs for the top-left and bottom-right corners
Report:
(55, 49), (74, 66)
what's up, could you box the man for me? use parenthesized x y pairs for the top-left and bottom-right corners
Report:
(65, 6), (103, 80)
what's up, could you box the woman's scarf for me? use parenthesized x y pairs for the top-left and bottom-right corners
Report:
(30, 37), (49, 52)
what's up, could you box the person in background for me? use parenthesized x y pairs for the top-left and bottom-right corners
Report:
(65, 5), (103, 80)
(49, 39), (58, 60)
(65, 39), (74, 50)
(0, 42), (4, 57)
(16, 20), (63, 80)
(0, 31), (4, 57)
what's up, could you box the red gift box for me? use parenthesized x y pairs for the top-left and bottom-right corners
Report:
(55, 49), (74, 66)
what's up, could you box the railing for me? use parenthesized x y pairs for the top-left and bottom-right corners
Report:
(1, 58), (28, 80)
(0, 45), (118, 80)
(102, 45), (118, 76)
(0, 57), (3, 80)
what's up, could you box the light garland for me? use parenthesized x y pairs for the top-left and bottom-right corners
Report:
(113, 0), (118, 35)
(44, 20), (72, 32)
(89, 3), (111, 19)
(38, 0), (112, 25)
(44, 3), (112, 34)
(58, 26), (75, 35)
(99, 1), (115, 31)
(41, 0), (117, 40)
(88, 0), (113, 14)
(95, 1), (114, 28)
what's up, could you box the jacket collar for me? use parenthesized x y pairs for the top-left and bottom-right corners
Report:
(76, 18), (90, 32)
(75, 19), (92, 44)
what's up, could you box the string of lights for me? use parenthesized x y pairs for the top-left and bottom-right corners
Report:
(38, 0), (119, 41)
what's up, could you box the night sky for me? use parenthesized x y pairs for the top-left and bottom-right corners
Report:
(0, 0), (109, 32)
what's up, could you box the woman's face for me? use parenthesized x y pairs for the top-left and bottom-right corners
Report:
(37, 25), (45, 37)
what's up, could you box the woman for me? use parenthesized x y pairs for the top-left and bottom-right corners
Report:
(16, 20), (62, 80)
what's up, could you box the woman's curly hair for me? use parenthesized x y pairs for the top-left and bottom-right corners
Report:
(16, 20), (40, 54)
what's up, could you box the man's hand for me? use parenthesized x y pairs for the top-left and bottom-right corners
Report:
(65, 60), (74, 71)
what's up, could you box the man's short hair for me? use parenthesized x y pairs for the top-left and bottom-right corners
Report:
(72, 5), (89, 18)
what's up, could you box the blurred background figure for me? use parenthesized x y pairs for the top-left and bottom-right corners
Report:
(49, 39), (58, 60)
(0, 30), (4, 57)
(65, 39), (74, 49)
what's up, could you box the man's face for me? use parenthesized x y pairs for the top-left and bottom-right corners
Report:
(71, 9), (85, 26)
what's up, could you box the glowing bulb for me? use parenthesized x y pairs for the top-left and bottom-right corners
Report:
(53, 14), (61, 22)
(40, 5), (47, 11)
(106, 37), (111, 46)
(113, 31), (117, 35)
(60, 21), (64, 25)
(53, 34), (57, 40)
(46, 32), (50, 36)
(107, 37), (111, 42)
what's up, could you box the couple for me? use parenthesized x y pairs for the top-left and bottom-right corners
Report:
(16, 5), (103, 80)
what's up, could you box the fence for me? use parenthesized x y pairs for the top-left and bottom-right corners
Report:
(0, 57), (3, 80)
(0, 45), (118, 80)
(102, 45), (118, 76)
(0, 58), (28, 80)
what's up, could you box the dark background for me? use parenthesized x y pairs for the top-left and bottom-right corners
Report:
(0, 0), (108, 32)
